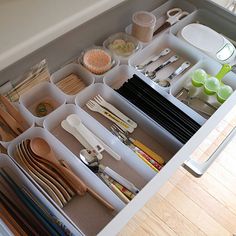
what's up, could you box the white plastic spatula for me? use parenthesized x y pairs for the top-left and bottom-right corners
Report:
(178, 23), (236, 64)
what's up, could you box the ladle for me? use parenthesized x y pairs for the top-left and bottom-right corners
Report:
(30, 137), (87, 196)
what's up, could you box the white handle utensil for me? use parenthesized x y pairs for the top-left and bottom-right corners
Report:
(94, 94), (137, 129)
(86, 100), (134, 133)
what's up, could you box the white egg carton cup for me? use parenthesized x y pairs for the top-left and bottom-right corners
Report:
(50, 63), (95, 104)
(19, 81), (66, 126)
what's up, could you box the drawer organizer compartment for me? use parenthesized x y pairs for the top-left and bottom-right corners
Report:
(19, 82), (66, 126)
(128, 34), (203, 91)
(125, 0), (196, 45)
(7, 127), (124, 236)
(0, 101), (34, 148)
(1, 0), (236, 235)
(50, 63), (95, 104)
(43, 104), (157, 183)
(0, 153), (78, 235)
(171, 58), (236, 118)
(170, 9), (236, 46)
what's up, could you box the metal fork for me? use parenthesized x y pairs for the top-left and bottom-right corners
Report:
(86, 100), (134, 133)
(94, 94), (137, 128)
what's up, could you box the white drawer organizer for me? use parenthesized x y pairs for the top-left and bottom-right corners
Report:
(1, 0), (236, 235)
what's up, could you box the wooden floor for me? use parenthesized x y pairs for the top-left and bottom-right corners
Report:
(119, 106), (236, 236)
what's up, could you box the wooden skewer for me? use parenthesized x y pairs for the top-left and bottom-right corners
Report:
(0, 203), (27, 236)
(0, 95), (28, 130)
(0, 107), (24, 135)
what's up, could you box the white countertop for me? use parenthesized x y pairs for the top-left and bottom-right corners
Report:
(0, 0), (126, 70)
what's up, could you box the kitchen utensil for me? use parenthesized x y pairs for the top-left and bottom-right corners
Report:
(178, 23), (236, 64)
(99, 173), (130, 204)
(16, 143), (64, 207)
(80, 149), (139, 194)
(176, 88), (217, 117)
(217, 84), (233, 103)
(145, 55), (179, 80)
(62, 118), (121, 160)
(0, 95), (28, 129)
(60, 151), (115, 211)
(116, 75), (201, 144)
(155, 61), (191, 87)
(0, 107), (24, 136)
(86, 100), (134, 133)
(94, 94), (137, 128)
(111, 124), (165, 165)
(0, 127), (14, 142)
(30, 137), (87, 196)
(66, 114), (104, 153)
(135, 48), (171, 72)
(24, 140), (75, 198)
(153, 8), (189, 36)
(191, 68), (208, 87)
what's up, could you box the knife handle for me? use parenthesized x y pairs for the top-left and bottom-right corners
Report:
(130, 139), (165, 165)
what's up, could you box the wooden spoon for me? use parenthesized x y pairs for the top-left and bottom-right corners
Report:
(24, 140), (75, 200)
(30, 137), (87, 196)
(15, 144), (64, 208)
(21, 140), (71, 203)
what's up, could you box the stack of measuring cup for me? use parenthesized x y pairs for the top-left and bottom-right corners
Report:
(190, 64), (233, 104)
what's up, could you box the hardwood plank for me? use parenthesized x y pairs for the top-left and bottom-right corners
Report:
(158, 181), (231, 236)
(171, 169), (236, 234)
(185, 169), (236, 216)
(119, 208), (177, 236)
(145, 194), (206, 236)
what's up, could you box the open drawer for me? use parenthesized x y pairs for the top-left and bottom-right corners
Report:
(1, 0), (236, 235)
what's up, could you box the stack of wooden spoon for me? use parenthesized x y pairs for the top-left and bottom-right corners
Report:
(15, 137), (114, 210)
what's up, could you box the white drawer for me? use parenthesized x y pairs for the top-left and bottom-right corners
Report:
(1, 0), (236, 235)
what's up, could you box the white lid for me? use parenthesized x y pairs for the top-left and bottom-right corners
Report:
(179, 23), (224, 53)
(132, 11), (156, 27)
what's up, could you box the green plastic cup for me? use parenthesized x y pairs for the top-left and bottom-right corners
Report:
(204, 76), (220, 95)
(191, 69), (207, 87)
(217, 84), (233, 103)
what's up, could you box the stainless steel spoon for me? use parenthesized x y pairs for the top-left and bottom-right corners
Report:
(135, 48), (171, 72)
(154, 61), (191, 88)
(145, 55), (179, 80)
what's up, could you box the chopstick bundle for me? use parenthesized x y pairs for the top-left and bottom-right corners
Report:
(116, 75), (201, 143)
(0, 168), (72, 236)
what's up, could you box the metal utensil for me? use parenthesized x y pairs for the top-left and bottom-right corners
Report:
(135, 48), (171, 72)
(79, 149), (139, 194)
(145, 55), (179, 80)
(155, 61), (191, 87)
(176, 88), (217, 117)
